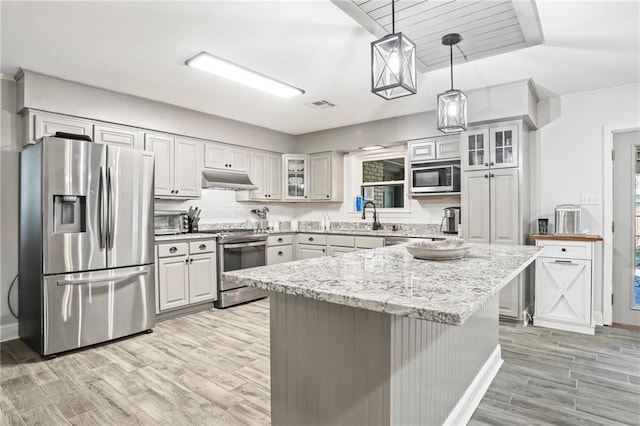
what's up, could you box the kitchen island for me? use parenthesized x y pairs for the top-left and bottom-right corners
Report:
(223, 243), (541, 425)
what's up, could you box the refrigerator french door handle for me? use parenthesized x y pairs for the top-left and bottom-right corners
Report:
(99, 166), (107, 249)
(56, 270), (146, 286)
(107, 166), (115, 249)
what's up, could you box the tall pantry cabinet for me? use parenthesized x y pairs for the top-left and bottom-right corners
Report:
(461, 121), (532, 318)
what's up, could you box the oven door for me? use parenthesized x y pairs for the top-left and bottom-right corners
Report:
(219, 241), (266, 291)
(411, 165), (453, 193)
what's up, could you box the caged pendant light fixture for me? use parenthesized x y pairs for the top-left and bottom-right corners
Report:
(437, 33), (467, 133)
(371, 0), (416, 100)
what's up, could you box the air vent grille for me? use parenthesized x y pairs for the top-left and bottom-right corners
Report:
(307, 100), (336, 110)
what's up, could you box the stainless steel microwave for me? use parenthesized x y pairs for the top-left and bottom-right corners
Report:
(410, 163), (461, 193)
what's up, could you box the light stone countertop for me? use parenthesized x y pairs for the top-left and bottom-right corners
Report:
(276, 229), (448, 239)
(155, 233), (217, 242)
(222, 243), (541, 325)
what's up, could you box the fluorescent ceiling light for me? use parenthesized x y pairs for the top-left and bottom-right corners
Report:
(186, 51), (304, 99)
(360, 145), (386, 151)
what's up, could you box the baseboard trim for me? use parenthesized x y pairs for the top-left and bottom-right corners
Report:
(443, 344), (503, 426)
(0, 323), (19, 342)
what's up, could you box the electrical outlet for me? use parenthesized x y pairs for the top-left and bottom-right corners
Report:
(580, 193), (600, 205)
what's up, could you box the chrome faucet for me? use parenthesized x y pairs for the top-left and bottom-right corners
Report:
(362, 201), (382, 230)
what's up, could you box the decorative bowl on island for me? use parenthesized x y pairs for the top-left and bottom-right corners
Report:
(405, 237), (471, 260)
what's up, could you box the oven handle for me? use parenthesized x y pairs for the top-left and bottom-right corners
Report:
(222, 241), (267, 249)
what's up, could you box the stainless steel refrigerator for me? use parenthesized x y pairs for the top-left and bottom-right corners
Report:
(19, 136), (155, 355)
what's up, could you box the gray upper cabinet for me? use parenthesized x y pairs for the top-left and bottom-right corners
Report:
(145, 132), (201, 199)
(461, 124), (519, 171)
(204, 142), (248, 172)
(23, 110), (93, 146)
(309, 152), (344, 202)
(93, 123), (144, 149)
(408, 137), (460, 162)
(247, 150), (282, 200)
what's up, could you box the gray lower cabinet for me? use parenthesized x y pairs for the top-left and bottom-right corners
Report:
(156, 239), (217, 314)
(267, 234), (294, 265)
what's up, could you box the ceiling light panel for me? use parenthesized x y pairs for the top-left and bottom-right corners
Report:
(186, 52), (305, 98)
(340, 0), (543, 71)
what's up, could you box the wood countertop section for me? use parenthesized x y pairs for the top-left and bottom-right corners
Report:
(530, 234), (603, 242)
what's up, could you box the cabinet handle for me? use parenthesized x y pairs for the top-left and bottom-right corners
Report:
(191, 259), (194, 263)
(185, 259), (188, 263)
(199, 244), (206, 250)
(322, 249), (325, 253)
(304, 195), (307, 198)
(326, 195), (330, 198)
(278, 251), (283, 256)
(169, 247), (177, 253)
(277, 238), (283, 243)
(490, 162), (495, 166)
(309, 237), (314, 242)
(175, 190), (179, 194)
(561, 248), (566, 252)
(484, 163), (489, 167)
(265, 194), (268, 198)
(554, 260), (573, 264)
(490, 173), (495, 178)
(484, 174), (488, 178)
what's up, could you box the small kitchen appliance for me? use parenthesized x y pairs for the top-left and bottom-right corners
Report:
(410, 162), (460, 193)
(554, 204), (582, 235)
(154, 210), (189, 235)
(442, 207), (461, 234)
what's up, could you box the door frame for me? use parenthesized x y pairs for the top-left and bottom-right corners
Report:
(603, 122), (640, 325)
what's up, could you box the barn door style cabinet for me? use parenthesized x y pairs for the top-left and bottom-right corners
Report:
(461, 120), (531, 318)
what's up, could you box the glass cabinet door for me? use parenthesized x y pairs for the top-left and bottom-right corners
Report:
(284, 155), (308, 199)
(490, 125), (518, 168)
(461, 129), (489, 171)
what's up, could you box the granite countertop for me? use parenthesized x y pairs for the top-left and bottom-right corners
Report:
(223, 243), (541, 326)
(267, 229), (449, 239)
(155, 233), (217, 242)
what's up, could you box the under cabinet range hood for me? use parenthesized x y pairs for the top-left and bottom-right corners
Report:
(201, 169), (257, 191)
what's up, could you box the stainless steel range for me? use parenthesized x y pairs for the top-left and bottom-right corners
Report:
(199, 229), (268, 308)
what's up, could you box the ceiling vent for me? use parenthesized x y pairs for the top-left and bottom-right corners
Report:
(307, 100), (336, 110)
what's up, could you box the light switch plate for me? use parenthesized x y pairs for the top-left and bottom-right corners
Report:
(580, 193), (600, 205)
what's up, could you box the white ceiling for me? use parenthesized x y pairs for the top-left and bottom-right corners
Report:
(1, 1), (638, 135)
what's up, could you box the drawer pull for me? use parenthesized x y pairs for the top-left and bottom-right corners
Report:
(277, 238), (283, 243)
(199, 244), (207, 250)
(561, 248), (566, 252)
(169, 247), (177, 253)
(308, 237), (314, 242)
(554, 260), (573, 264)
(278, 251), (283, 256)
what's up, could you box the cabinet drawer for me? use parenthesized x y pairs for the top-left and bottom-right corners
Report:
(355, 236), (385, 249)
(267, 245), (293, 265)
(189, 240), (216, 254)
(268, 234), (294, 246)
(157, 242), (189, 258)
(297, 233), (327, 245)
(327, 235), (355, 247)
(538, 241), (592, 260)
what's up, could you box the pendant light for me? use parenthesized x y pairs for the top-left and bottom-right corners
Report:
(437, 33), (467, 133)
(371, 0), (416, 100)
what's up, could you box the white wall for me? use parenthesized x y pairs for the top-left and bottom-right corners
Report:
(156, 190), (296, 226)
(1, 77), (20, 340)
(535, 84), (640, 234)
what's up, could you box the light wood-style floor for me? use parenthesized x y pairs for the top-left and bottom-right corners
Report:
(1, 300), (639, 425)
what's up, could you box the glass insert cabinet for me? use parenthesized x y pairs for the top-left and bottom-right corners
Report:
(461, 124), (519, 170)
(283, 154), (308, 200)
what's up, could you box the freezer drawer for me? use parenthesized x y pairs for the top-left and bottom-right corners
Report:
(43, 265), (155, 355)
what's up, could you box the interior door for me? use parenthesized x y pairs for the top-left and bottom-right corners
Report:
(612, 131), (640, 326)
(107, 145), (154, 268)
(42, 138), (107, 275)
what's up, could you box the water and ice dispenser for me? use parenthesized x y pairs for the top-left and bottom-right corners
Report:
(53, 195), (86, 233)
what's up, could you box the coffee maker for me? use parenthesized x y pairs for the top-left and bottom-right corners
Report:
(442, 207), (461, 234)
